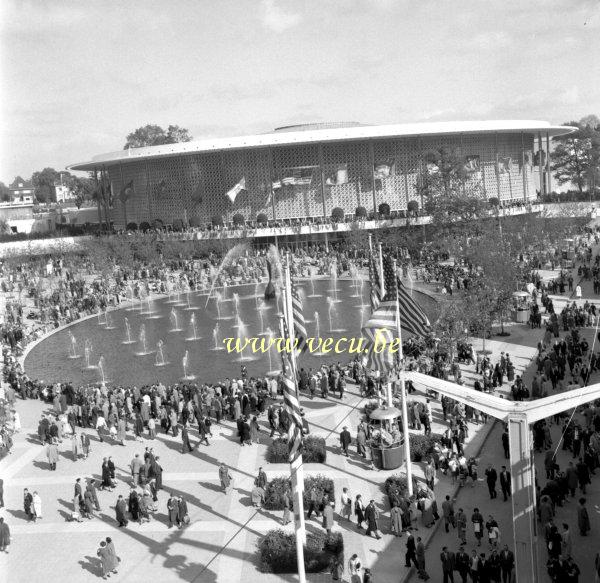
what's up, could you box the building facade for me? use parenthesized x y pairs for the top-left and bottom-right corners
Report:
(69, 120), (574, 229)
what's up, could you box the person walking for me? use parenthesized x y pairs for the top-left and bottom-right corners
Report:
(485, 464), (498, 499)
(282, 488), (292, 526)
(355, 494), (366, 529)
(219, 463), (232, 493)
(177, 495), (189, 527)
(30, 491), (42, 522)
(456, 507), (467, 545)
(87, 480), (101, 512)
(130, 454), (143, 486)
(455, 547), (470, 583)
(405, 531), (419, 568)
(390, 502), (403, 537)
(307, 486), (321, 519)
(416, 536), (430, 580)
(499, 545), (514, 583)
(115, 495), (128, 527)
(330, 555), (344, 581)
(167, 493), (179, 528)
(23, 488), (34, 521)
(105, 537), (119, 576)
(181, 423), (193, 453)
(499, 466), (511, 501)
(348, 554), (361, 583)
(322, 501), (334, 534)
(440, 546), (455, 583)
(442, 495), (456, 533)
(340, 426), (352, 457)
(364, 500), (381, 539)
(472, 507), (484, 546)
(578, 497), (591, 536)
(0, 478), (4, 508)
(256, 467), (267, 490)
(341, 487), (353, 522)
(0, 517), (10, 553)
(46, 439), (59, 471)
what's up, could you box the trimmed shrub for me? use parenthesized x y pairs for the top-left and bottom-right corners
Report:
(383, 474), (419, 503)
(267, 436), (326, 464)
(189, 216), (202, 228)
(258, 529), (344, 573)
(264, 474), (335, 511)
(407, 200), (419, 214)
(153, 219), (164, 230)
(232, 213), (245, 226)
(257, 213), (268, 225)
(355, 206), (367, 219)
(139, 221), (151, 232)
(211, 215), (224, 227)
(172, 218), (184, 231)
(488, 197), (500, 207)
(409, 433), (443, 462)
(378, 202), (390, 217)
(331, 207), (344, 222)
(126, 222), (138, 231)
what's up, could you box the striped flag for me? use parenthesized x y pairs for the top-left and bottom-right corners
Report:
(368, 251), (382, 312)
(291, 278), (308, 354)
(362, 255), (398, 373)
(280, 318), (303, 462)
(396, 273), (431, 338)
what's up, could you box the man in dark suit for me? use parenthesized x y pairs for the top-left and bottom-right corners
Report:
(501, 429), (509, 459)
(440, 546), (455, 583)
(499, 545), (515, 583)
(499, 466), (511, 501)
(455, 546), (470, 583)
(485, 464), (498, 499)
(339, 426), (352, 457)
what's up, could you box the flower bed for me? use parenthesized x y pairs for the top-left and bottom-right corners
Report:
(267, 435), (326, 463)
(264, 474), (335, 511)
(409, 433), (443, 462)
(258, 529), (344, 573)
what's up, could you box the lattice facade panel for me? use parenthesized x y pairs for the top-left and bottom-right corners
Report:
(321, 142), (373, 217)
(107, 132), (539, 226)
(271, 145), (323, 219)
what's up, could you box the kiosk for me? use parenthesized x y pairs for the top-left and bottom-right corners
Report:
(368, 406), (405, 470)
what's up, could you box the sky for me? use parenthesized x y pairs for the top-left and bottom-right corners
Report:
(1, 0), (599, 182)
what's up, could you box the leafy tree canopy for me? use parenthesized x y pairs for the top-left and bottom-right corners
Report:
(0, 182), (11, 202)
(551, 115), (600, 194)
(31, 167), (61, 203)
(124, 124), (193, 149)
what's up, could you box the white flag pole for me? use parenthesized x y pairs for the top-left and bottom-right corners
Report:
(283, 258), (307, 582)
(378, 242), (385, 298)
(393, 259), (413, 496)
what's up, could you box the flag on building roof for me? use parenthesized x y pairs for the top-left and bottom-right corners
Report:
(463, 155), (481, 173)
(281, 167), (314, 186)
(226, 177), (246, 203)
(374, 161), (394, 180)
(325, 164), (349, 186)
(279, 317), (303, 462)
(291, 278), (308, 354)
(496, 157), (512, 174)
(118, 180), (134, 203)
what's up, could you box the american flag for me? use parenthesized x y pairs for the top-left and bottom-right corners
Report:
(291, 278), (308, 354)
(368, 251), (382, 312)
(396, 274), (431, 338)
(279, 317), (303, 462)
(362, 255), (398, 372)
(362, 255), (431, 372)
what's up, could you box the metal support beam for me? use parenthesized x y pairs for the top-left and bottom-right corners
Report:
(318, 144), (327, 219)
(538, 132), (545, 196)
(508, 414), (538, 583)
(369, 141), (377, 215)
(546, 132), (552, 194)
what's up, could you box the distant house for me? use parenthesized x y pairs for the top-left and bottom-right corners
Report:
(9, 179), (34, 203)
(54, 183), (73, 203)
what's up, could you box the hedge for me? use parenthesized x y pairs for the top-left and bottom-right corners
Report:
(383, 474), (419, 502)
(211, 215), (224, 227)
(257, 213), (268, 225)
(488, 197), (500, 207)
(258, 529), (344, 573)
(409, 433), (443, 462)
(264, 474), (335, 511)
(126, 222), (138, 231)
(232, 213), (245, 226)
(267, 436), (326, 464)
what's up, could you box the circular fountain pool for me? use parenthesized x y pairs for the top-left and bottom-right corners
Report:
(24, 280), (438, 386)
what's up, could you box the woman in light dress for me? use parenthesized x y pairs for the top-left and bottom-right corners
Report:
(32, 491), (42, 521)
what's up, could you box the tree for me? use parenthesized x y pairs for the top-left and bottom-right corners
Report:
(124, 124), (193, 149)
(32, 167), (61, 202)
(0, 182), (10, 202)
(551, 119), (600, 194)
(434, 296), (470, 360)
(417, 147), (487, 225)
